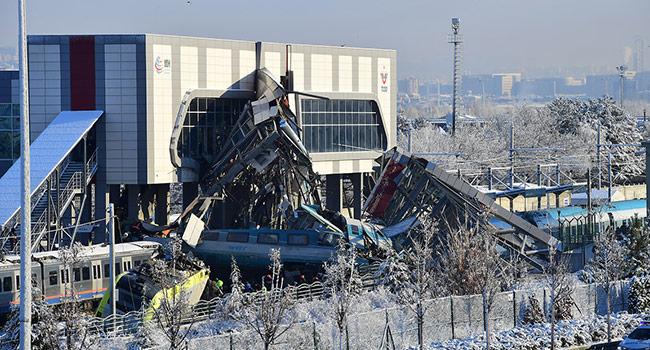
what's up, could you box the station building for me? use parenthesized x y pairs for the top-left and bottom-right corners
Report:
(4, 34), (396, 228)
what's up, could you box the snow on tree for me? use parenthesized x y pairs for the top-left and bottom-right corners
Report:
(624, 218), (650, 277)
(1, 286), (59, 350)
(225, 256), (245, 318)
(0, 244), (100, 350)
(585, 229), (626, 344)
(233, 249), (297, 350)
(323, 239), (363, 350)
(548, 96), (643, 180)
(433, 217), (518, 349)
(545, 247), (574, 350)
(628, 275), (650, 314)
(377, 217), (438, 350)
(522, 295), (545, 325)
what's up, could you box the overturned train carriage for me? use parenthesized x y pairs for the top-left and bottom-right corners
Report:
(363, 149), (560, 269)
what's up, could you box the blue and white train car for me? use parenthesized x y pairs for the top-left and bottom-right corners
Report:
(0, 241), (160, 314)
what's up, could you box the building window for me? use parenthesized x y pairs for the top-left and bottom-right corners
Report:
(300, 99), (387, 153)
(178, 98), (248, 160)
(0, 103), (21, 161)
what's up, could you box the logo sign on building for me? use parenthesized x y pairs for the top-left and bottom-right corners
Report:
(154, 56), (171, 74)
(380, 65), (389, 93)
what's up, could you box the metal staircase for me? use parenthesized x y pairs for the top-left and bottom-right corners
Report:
(6, 150), (97, 253)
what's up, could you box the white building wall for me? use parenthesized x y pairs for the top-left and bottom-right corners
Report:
(311, 54), (332, 92)
(180, 46), (198, 98)
(150, 44), (173, 183)
(28, 44), (61, 140)
(206, 48), (232, 90)
(239, 50), (256, 90)
(358, 56), (372, 93)
(338, 55), (353, 92)
(292, 53), (305, 91)
(264, 51), (282, 80)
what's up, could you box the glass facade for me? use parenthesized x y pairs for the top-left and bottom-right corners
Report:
(0, 103), (20, 162)
(301, 99), (387, 153)
(178, 97), (248, 160)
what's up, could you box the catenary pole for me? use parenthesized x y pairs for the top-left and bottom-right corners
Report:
(109, 204), (116, 323)
(18, 0), (32, 349)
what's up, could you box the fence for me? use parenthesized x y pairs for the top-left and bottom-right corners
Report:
(149, 280), (630, 350)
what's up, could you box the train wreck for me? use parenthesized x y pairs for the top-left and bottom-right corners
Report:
(169, 68), (392, 274)
(165, 68), (559, 275)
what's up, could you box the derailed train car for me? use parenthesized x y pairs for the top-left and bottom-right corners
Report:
(0, 241), (160, 314)
(96, 254), (210, 318)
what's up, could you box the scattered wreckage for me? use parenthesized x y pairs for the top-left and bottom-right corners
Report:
(159, 68), (558, 275)
(167, 68), (393, 275)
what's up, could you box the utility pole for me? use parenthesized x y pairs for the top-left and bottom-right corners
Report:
(108, 203), (116, 323)
(616, 65), (626, 108)
(18, 0), (32, 349)
(448, 17), (462, 136)
(607, 151), (612, 203)
(596, 124), (601, 189)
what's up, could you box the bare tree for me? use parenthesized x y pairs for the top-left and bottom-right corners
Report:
(233, 249), (297, 350)
(378, 217), (438, 350)
(324, 239), (363, 350)
(544, 246), (573, 350)
(434, 218), (518, 350)
(586, 229), (626, 344)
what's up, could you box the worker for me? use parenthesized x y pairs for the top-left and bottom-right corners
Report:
(215, 278), (224, 297)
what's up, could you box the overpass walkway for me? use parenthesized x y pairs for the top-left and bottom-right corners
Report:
(0, 110), (103, 253)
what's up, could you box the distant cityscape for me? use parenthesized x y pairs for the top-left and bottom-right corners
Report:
(398, 40), (649, 118)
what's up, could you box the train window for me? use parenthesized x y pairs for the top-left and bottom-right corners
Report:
(73, 268), (81, 282)
(82, 267), (90, 281)
(202, 231), (220, 241)
(134, 260), (141, 267)
(288, 234), (309, 246)
(48, 271), (58, 286)
(115, 263), (122, 275)
(227, 232), (249, 243)
(15, 276), (19, 290)
(257, 233), (279, 245)
(3, 277), (11, 292)
(92, 266), (99, 280)
(104, 264), (110, 278)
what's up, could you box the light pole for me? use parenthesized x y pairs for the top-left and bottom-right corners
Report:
(616, 65), (626, 108)
(18, 0), (32, 349)
(448, 17), (462, 136)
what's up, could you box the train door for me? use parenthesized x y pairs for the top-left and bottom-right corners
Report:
(11, 269), (20, 305)
(121, 256), (133, 273)
(91, 259), (103, 294)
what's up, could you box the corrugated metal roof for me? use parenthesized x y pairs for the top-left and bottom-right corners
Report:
(0, 110), (103, 228)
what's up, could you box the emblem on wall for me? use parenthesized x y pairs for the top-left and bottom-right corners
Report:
(154, 56), (171, 74)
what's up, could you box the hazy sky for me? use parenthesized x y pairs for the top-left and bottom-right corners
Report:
(1, 0), (649, 80)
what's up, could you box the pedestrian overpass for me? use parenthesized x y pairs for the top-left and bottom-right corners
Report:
(0, 110), (103, 254)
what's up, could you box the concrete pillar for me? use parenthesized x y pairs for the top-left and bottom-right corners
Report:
(140, 185), (155, 221)
(350, 173), (363, 219)
(80, 185), (92, 222)
(183, 182), (199, 209)
(126, 184), (140, 223)
(155, 184), (170, 226)
(94, 180), (110, 243)
(325, 174), (343, 213)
